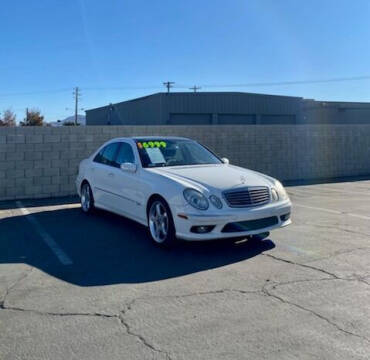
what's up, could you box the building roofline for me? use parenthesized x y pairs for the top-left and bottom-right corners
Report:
(306, 100), (370, 105)
(85, 91), (303, 112)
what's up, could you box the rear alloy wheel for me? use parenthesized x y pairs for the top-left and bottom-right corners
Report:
(81, 182), (94, 214)
(148, 199), (176, 247)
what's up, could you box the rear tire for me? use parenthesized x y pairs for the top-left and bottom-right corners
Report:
(147, 198), (177, 247)
(81, 182), (94, 214)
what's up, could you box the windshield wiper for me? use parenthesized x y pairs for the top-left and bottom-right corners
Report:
(148, 163), (167, 168)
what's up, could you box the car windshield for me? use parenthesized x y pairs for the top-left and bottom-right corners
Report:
(135, 139), (222, 168)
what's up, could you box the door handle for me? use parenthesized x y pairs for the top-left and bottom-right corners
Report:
(108, 172), (114, 177)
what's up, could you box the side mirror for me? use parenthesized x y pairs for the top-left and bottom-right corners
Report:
(120, 163), (137, 173)
(221, 157), (229, 164)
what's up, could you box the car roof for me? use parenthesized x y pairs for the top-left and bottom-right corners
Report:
(133, 136), (191, 141)
(108, 136), (192, 141)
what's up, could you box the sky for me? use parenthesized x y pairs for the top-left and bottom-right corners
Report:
(1, 0), (370, 122)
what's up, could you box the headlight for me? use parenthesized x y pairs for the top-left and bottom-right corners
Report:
(271, 188), (279, 201)
(272, 181), (288, 201)
(183, 188), (209, 210)
(209, 195), (223, 209)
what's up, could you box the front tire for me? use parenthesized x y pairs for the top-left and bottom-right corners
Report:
(81, 182), (94, 214)
(148, 198), (176, 247)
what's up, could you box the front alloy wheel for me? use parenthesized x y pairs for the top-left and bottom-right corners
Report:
(148, 200), (176, 246)
(81, 182), (94, 213)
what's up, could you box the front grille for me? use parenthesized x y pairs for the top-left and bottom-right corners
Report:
(223, 186), (270, 208)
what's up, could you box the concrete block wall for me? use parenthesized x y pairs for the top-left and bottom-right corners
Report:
(0, 125), (369, 201)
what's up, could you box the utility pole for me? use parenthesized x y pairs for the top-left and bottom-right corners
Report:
(189, 85), (201, 93)
(163, 81), (175, 93)
(73, 87), (80, 125)
(24, 107), (30, 125)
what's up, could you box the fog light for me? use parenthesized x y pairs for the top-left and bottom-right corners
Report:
(190, 225), (215, 234)
(280, 213), (290, 221)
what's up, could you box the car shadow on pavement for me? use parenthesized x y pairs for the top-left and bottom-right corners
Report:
(0, 206), (275, 286)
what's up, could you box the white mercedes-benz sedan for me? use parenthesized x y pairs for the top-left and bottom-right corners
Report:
(76, 136), (291, 246)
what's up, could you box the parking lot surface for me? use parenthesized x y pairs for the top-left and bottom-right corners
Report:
(1, 180), (370, 359)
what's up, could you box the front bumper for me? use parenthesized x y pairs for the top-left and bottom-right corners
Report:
(75, 175), (83, 197)
(173, 199), (292, 241)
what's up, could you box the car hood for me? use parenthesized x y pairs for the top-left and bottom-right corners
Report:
(149, 164), (274, 192)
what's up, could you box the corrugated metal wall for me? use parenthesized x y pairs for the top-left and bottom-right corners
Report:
(168, 113), (212, 125)
(160, 92), (301, 124)
(86, 92), (303, 125)
(302, 101), (370, 124)
(86, 93), (370, 126)
(218, 114), (256, 124)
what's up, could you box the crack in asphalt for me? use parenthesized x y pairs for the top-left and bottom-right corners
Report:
(0, 287), (280, 359)
(262, 253), (339, 279)
(0, 267), (34, 308)
(261, 253), (370, 344)
(264, 277), (334, 289)
(262, 282), (370, 345)
(131, 288), (262, 303)
(2, 257), (370, 353)
(4, 281), (369, 347)
(119, 301), (172, 360)
(0, 303), (170, 359)
(263, 252), (370, 287)
(351, 275), (370, 288)
(0, 305), (115, 318)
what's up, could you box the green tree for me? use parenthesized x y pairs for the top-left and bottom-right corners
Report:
(0, 109), (16, 126)
(20, 109), (44, 126)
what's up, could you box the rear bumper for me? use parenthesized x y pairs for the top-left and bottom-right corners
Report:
(174, 199), (291, 241)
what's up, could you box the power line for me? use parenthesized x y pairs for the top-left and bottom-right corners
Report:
(0, 75), (370, 97)
(83, 85), (161, 91)
(81, 75), (370, 91)
(0, 88), (71, 97)
(191, 75), (370, 89)
(83, 75), (370, 91)
(0, 86), (163, 97)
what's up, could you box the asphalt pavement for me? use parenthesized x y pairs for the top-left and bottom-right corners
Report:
(1, 180), (370, 359)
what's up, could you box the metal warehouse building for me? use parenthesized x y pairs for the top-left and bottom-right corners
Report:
(85, 92), (370, 126)
(86, 92), (303, 126)
(302, 100), (370, 124)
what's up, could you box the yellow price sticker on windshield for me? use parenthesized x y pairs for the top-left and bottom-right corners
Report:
(138, 141), (167, 149)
